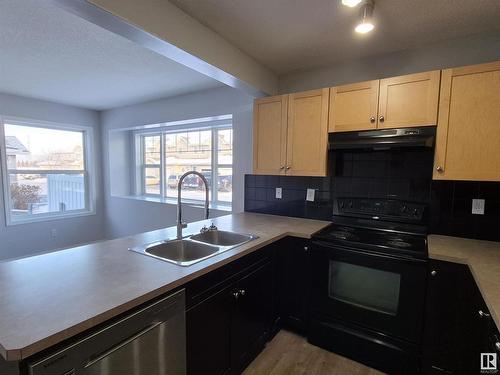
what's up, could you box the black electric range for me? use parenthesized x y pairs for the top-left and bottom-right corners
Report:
(308, 198), (429, 375)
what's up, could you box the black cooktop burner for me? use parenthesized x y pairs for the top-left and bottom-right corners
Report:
(313, 221), (428, 258)
(312, 198), (429, 258)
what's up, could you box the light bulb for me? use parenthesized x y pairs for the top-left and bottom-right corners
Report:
(355, 22), (374, 33)
(342, 0), (362, 7)
(355, 0), (375, 34)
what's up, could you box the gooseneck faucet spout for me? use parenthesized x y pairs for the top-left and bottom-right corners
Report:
(177, 171), (210, 239)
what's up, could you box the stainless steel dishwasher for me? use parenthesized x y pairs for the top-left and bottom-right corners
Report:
(28, 289), (186, 375)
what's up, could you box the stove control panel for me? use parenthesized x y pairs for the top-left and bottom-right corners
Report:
(335, 198), (426, 221)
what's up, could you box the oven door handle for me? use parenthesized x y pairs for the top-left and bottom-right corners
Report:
(312, 240), (427, 264)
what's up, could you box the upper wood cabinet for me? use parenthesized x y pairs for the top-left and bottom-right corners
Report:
(253, 89), (329, 176)
(286, 89), (329, 176)
(253, 95), (288, 175)
(328, 80), (379, 132)
(329, 71), (441, 132)
(378, 71), (441, 129)
(433, 61), (500, 181)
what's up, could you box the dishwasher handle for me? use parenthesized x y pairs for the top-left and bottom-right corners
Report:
(84, 321), (163, 369)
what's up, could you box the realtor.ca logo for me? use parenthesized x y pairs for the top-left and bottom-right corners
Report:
(481, 353), (498, 374)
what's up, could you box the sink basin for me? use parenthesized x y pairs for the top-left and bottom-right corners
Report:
(142, 239), (220, 266)
(130, 230), (258, 266)
(190, 230), (256, 246)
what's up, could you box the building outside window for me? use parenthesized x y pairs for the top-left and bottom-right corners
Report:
(138, 124), (233, 207)
(1, 118), (94, 224)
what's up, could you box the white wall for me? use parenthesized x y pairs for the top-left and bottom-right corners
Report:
(0, 93), (105, 260)
(100, 86), (254, 239)
(279, 31), (500, 93)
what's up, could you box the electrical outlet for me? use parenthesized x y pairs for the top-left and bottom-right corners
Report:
(306, 188), (315, 202)
(275, 187), (282, 199)
(472, 199), (485, 215)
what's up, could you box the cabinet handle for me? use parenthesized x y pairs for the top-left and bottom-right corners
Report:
(232, 290), (240, 300)
(239, 289), (246, 296)
(436, 166), (444, 173)
(370, 116), (376, 123)
(478, 310), (491, 318)
(379, 115), (385, 122)
(304, 246), (309, 252)
(495, 341), (500, 352)
(430, 270), (437, 276)
(286, 166), (291, 170)
(280, 166), (285, 170)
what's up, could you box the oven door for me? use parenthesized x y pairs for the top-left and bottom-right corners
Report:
(310, 241), (427, 343)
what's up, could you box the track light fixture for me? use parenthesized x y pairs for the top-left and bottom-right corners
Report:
(355, 0), (375, 34)
(341, 0), (375, 34)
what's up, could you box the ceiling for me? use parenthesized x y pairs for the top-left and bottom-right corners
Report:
(169, 0), (500, 75)
(0, 0), (223, 111)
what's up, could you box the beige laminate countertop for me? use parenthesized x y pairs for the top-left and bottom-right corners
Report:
(428, 235), (500, 331)
(0, 212), (329, 362)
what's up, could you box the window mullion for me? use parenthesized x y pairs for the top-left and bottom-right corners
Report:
(211, 128), (218, 206)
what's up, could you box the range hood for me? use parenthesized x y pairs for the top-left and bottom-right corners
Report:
(329, 126), (436, 150)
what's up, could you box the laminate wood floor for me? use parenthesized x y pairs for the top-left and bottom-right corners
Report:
(242, 330), (385, 375)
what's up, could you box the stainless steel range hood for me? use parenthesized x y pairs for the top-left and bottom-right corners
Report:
(328, 126), (436, 150)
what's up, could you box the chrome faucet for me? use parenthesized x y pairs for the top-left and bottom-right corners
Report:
(177, 171), (210, 239)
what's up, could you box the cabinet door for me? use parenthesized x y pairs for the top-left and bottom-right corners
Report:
(253, 95), (288, 175)
(231, 262), (273, 373)
(277, 237), (310, 332)
(378, 71), (440, 129)
(422, 260), (469, 374)
(329, 80), (379, 132)
(187, 286), (232, 375)
(434, 61), (500, 181)
(286, 89), (329, 176)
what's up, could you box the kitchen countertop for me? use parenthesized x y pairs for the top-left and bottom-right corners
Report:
(2, 217), (499, 362)
(0, 212), (330, 362)
(428, 234), (500, 331)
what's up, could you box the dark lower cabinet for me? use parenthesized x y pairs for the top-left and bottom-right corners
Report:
(186, 248), (274, 375)
(231, 262), (273, 373)
(462, 269), (500, 375)
(422, 259), (500, 374)
(422, 260), (468, 374)
(276, 237), (310, 332)
(186, 285), (233, 375)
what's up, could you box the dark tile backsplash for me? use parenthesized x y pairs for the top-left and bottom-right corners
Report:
(245, 148), (500, 241)
(430, 181), (500, 241)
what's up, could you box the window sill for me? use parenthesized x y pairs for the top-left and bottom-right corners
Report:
(116, 195), (232, 212)
(6, 209), (96, 226)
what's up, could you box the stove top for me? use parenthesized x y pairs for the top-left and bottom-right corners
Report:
(312, 198), (429, 258)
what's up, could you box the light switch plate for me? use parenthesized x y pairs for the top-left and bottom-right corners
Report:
(275, 187), (282, 199)
(306, 188), (315, 202)
(472, 199), (485, 215)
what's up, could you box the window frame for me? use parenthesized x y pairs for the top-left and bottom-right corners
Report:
(136, 123), (233, 208)
(0, 116), (96, 226)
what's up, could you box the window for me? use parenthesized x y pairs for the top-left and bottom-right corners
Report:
(1, 119), (94, 224)
(138, 125), (233, 207)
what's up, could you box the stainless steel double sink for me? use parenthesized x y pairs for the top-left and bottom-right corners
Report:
(130, 230), (258, 266)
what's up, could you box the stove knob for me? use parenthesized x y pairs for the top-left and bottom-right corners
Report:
(401, 205), (407, 213)
(413, 208), (419, 216)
